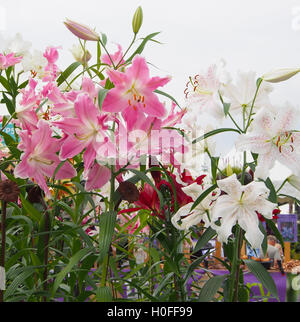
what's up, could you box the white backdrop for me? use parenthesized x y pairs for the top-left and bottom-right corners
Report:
(1, 0), (300, 185)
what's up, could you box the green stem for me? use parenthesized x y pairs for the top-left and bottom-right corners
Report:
(0, 201), (7, 302)
(228, 225), (242, 302)
(115, 34), (136, 69)
(244, 78), (263, 133)
(0, 112), (16, 135)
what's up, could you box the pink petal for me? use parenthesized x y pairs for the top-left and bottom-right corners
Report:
(85, 162), (111, 191)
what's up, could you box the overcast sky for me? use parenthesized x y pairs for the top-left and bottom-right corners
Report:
(1, 0), (300, 182)
(1, 0), (300, 105)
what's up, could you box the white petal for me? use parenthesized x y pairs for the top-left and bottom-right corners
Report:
(235, 134), (271, 154)
(171, 203), (202, 230)
(262, 68), (300, 83)
(182, 182), (203, 201)
(216, 174), (242, 199)
(238, 209), (264, 249)
(254, 151), (276, 180)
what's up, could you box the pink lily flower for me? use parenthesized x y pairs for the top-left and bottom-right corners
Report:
(54, 93), (111, 170)
(84, 161), (111, 191)
(14, 120), (77, 198)
(102, 55), (170, 119)
(43, 46), (60, 82)
(16, 78), (40, 132)
(47, 85), (78, 117)
(0, 53), (22, 69)
(101, 44), (125, 67)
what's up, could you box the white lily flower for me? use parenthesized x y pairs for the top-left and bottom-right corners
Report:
(211, 174), (276, 249)
(4, 33), (31, 56)
(222, 70), (272, 114)
(236, 103), (300, 180)
(287, 174), (300, 192)
(262, 67), (300, 83)
(171, 182), (220, 231)
(184, 64), (225, 121)
(21, 50), (47, 78)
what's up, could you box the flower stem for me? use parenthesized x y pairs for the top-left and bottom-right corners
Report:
(0, 201), (7, 302)
(228, 224), (242, 302)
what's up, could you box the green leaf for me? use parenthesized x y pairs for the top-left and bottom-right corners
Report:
(4, 267), (36, 300)
(154, 89), (182, 109)
(259, 221), (268, 256)
(193, 227), (216, 254)
(95, 286), (113, 302)
(244, 259), (279, 300)
(98, 88), (109, 111)
(0, 75), (11, 92)
(198, 274), (227, 302)
(98, 211), (117, 264)
(126, 32), (161, 63)
(101, 33), (107, 46)
(264, 177), (277, 203)
(19, 194), (42, 222)
(2, 92), (15, 115)
(190, 184), (217, 211)
(153, 272), (174, 297)
(192, 128), (241, 144)
(56, 62), (81, 86)
(223, 102), (231, 116)
(211, 156), (220, 184)
(96, 40), (101, 70)
(51, 247), (92, 297)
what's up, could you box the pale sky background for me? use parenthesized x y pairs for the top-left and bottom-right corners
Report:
(1, 0), (300, 185)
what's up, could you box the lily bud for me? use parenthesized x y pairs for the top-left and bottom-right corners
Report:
(287, 174), (300, 191)
(132, 6), (143, 35)
(262, 67), (300, 83)
(70, 44), (92, 64)
(64, 19), (100, 41)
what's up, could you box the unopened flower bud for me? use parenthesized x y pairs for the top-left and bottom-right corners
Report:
(287, 174), (300, 191)
(132, 6), (143, 35)
(262, 67), (300, 83)
(117, 181), (140, 203)
(64, 19), (100, 41)
(70, 44), (92, 64)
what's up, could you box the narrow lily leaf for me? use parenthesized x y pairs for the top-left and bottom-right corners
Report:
(2, 92), (15, 115)
(211, 156), (220, 184)
(223, 102), (231, 116)
(190, 184), (218, 211)
(95, 286), (113, 302)
(193, 227), (217, 254)
(98, 211), (117, 264)
(126, 32), (161, 63)
(98, 88), (109, 111)
(0, 75), (11, 92)
(56, 61), (81, 86)
(4, 267), (36, 300)
(198, 274), (227, 302)
(51, 247), (92, 297)
(192, 128), (241, 144)
(153, 272), (174, 297)
(19, 194), (42, 222)
(154, 89), (182, 109)
(259, 221), (268, 256)
(244, 259), (279, 300)
(264, 177), (277, 203)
